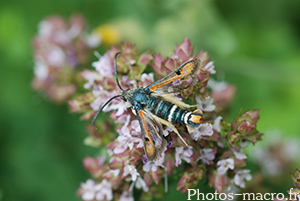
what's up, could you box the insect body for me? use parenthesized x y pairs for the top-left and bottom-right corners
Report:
(93, 52), (204, 161)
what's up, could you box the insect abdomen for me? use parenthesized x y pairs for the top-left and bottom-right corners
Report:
(147, 97), (188, 124)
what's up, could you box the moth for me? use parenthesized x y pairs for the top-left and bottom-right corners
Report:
(93, 52), (203, 161)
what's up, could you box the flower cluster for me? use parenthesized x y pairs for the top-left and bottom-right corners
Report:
(32, 14), (100, 103)
(249, 130), (300, 177)
(269, 169), (300, 201)
(69, 38), (263, 200)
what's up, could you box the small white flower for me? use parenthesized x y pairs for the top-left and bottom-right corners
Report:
(81, 70), (100, 89)
(233, 150), (247, 160)
(114, 125), (143, 154)
(54, 30), (71, 45)
(196, 96), (216, 112)
(85, 33), (101, 48)
(163, 127), (173, 137)
(252, 146), (282, 176)
(114, 135), (134, 154)
(116, 113), (131, 126)
(38, 20), (53, 39)
(120, 191), (134, 201)
(80, 179), (113, 201)
(34, 59), (49, 80)
(123, 165), (140, 181)
(90, 86), (118, 111)
(207, 79), (228, 93)
(80, 179), (97, 200)
(47, 46), (65, 66)
(68, 24), (82, 39)
(130, 120), (141, 134)
(108, 99), (131, 116)
(94, 179), (113, 201)
(143, 153), (165, 172)
(92, 52), (114, 80)
(213, 116), (223, 132)
(217, 158), (235, 175)
(233, 169), (252, 188)
(198, 148), (215, 164)
(175, 146), (193, 166)
(232, 141), (250, 160)
(143, 161), (158, 172)
(135, 177), (149, 192)
(190, 123), (214, 140)
(203, 61), (216, 74)
(217, 140), (225, 148)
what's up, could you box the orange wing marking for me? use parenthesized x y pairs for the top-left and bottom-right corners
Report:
(148, 59), (200, 91)
(138, 110), (156, 160)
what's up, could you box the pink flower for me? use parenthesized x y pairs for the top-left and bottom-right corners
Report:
(175, 146), (193, 166)
(114, 135), (133, 154)
(208, 171), (230, 193)
(32, 14), (98, 103)
(130, 120), (142, 135)
(143, 153), (165, 172)
(203, 61), (216, 74)
(198, 148), (216, 165)
(115, 113), (131, 126)
(47, 46), (66, 66)
(90, 86), (118, 111)
(217, 158), (235, 175)
(83, 156), (106, 177)
(114, 120), (143, 154)
(190, 123), (214, 140)
(196, 96), (216, 112)
(108, 99), (131, 116)
(140, 73), (154, 86)
(92, 53), (114, 80)
(114, 133), (143, 154)
(81, 69), (100, 89)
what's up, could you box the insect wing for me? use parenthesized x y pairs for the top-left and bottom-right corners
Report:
(146, 59), (200, 92)
(135, 108), (166, 161)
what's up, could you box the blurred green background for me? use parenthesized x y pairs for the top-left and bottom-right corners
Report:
(1, 0), (300, 200)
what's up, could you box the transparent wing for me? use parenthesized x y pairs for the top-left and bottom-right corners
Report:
(135, 108), (166, 161)
(145, 59), (200, 93)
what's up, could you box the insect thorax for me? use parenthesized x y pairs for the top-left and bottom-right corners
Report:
(126, 88), (151, 109)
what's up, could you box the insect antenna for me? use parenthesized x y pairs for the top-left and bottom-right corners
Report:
(114, 52), (125, 92)
(92, 95), (122, 129)
(92, 52), (125, 129)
